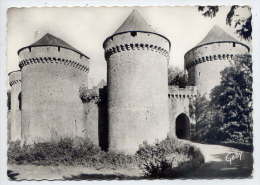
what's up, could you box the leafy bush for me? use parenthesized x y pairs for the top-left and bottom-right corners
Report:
(168, 67), (188, 88)
(8, 138), (137, 169)
(136, 137), (204, 178)
(79, 87), (100, 104)
(8, 137), (204, 178)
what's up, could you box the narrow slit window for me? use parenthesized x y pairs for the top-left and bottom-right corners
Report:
(131, 32), (137, 37)
(18, 92), (22, 110)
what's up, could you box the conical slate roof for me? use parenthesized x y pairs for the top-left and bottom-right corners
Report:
(31, 33), (76, 49)
(18, 33), (89, 58)
(196, 25), (239, 47)
(114, 10), (156, 34)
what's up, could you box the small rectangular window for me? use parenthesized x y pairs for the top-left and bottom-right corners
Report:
(233, 42), (236, 47)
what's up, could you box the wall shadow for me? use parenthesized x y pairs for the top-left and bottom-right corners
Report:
(98, 87), (109, 151)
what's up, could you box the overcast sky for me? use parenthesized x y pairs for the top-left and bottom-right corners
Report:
(7, 6), (251, 87)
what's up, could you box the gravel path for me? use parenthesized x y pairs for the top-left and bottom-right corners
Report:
(183, 142), (253, 179)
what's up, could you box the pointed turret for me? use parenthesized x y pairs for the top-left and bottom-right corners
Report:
(114, 10), (155, 34)
(17, 33), (90, 145)
(103, 10), (171, 154)
(103, 10), (170, 51)
(196, 25), (240, 47)
(184, 25), (249, 97)
(31, 33), (76, 50)
(18, 33), (89, 59)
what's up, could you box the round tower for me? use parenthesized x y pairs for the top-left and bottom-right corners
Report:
(103, 10), (171, 154)
(184, 25), (250, 96)
(18, 33), (89, 144)
(8, 70), (22, 141)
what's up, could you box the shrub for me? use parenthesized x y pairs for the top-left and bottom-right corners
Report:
(136, 137), (204, 178)
(79, 87), (100, 104)
(8, 138), (137, 169)
(8, 141), (23, 164)
(8, 137), (204, 178)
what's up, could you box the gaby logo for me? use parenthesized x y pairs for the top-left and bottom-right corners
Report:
(225, 151), (243, 165)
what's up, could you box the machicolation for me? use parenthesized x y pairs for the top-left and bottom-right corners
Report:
(8, 10), (249, 154)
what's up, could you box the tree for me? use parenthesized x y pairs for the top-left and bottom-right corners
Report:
(189, 94), (225, 143)
(198, 6), (219, 18)
(210, 54), (253, 145)
(168, 66), (188, 88)
(198, 6), (252, 40)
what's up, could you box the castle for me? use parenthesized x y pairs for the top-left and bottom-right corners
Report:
(8, 10), (250, 154)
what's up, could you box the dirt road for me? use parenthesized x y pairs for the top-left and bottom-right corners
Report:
(8, 143), (253, 180)
(183, 143), (253, 179)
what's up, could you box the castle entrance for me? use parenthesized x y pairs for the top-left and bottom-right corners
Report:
(175, 113), (190, 139)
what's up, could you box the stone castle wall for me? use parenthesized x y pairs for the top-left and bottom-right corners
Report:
(185, 42), (249, 96)
(18, 46), (89, 144)
(8, 23), (249, 154)
(8, 70), (22, 141)
(104, 32), (170, 154)
(168, 86), (196, 138)
(82, 86), (108, 149)
(83, 101), (99, 145)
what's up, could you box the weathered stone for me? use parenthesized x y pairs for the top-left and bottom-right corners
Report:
(8, 70), (21, 141)
(18, 34), (89, 145)
(103, 10), (171, 154)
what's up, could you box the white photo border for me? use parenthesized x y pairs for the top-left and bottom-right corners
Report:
(0, 1), (259, 185)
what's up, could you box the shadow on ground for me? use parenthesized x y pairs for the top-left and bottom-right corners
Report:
(7, 170), (20, 180)
(63, 173), (145, 180)
(183, 152), (253, 179)
(7, 144), (254, 180)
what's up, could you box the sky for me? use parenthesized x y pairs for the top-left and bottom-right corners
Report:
(7, 6), (251, 87)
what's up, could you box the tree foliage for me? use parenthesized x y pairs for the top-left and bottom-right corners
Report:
(189, 94), (225, 143)
(210, 54), (253, 144)
(198, 6), (219, 18)
(198, 6), (252, 40)
(190, 55), (252, 145)
(168, 66), (188, 88)
(226, 6), (252, 40)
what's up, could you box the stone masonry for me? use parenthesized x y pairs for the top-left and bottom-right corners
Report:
(8, 10), (249, 154)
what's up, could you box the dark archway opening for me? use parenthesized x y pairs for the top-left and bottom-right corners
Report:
(175, 113), (190, 139)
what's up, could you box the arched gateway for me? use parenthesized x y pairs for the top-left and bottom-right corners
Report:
(175, 113), (190, 139)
